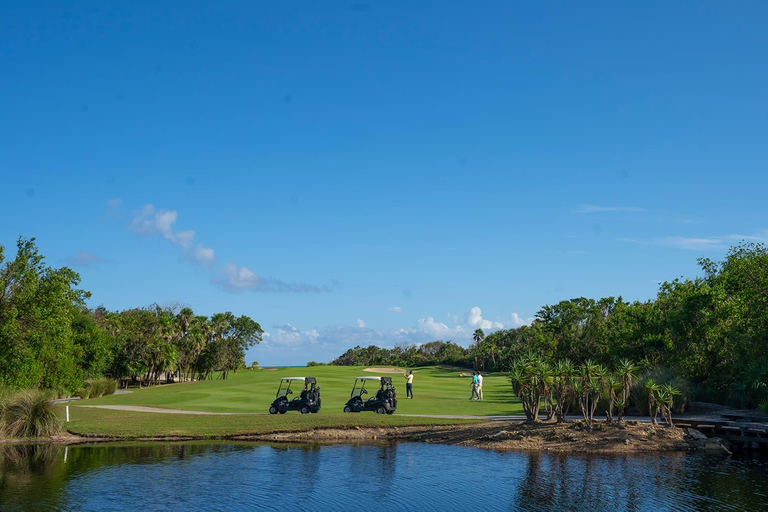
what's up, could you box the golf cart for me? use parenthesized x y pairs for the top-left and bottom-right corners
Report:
(268, 377), (321, 414)
(343, 376), (397, 414)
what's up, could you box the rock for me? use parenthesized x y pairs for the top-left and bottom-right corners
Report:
(702, 438), (732, 455)
(624, 439), (631, 445)
(686, 428), (708, 441)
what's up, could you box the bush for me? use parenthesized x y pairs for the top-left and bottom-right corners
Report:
(630, 367), (690, 414)
(77, 378), (118, 399)
(0, 390), (62, 438)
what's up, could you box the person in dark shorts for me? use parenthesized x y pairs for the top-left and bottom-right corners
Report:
(404, 370), (414, 398)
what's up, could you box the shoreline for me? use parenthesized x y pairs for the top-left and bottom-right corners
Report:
(0, 420), (728, 454)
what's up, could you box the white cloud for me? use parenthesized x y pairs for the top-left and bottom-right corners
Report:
(193, 245), (215, 263)
(221, 262), (261, 290)
(466, 306), (504, 330)
(620, 230), (768, 251)
(509, 312), (534, 328)
(388, 306), (403, 312)
(576, 204), (647, 214)
(64, 251), (111, 268)
(128, 203), (329, 293)
(254, 306), (533, 362)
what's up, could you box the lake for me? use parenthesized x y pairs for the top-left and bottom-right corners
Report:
(1, 442), (767, 511)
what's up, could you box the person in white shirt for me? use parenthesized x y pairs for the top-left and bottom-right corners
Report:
(476, 372), (483, 400)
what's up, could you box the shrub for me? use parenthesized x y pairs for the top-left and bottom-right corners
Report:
(630, 367), (690, 415)
(77, 378), (118, 399)
(1, 390), (62, 438)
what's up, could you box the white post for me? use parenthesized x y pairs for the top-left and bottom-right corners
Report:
(64, 446), (68, 463)
(66, 405), (70, 422)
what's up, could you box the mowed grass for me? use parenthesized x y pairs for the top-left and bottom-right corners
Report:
(83, 366), (522, 416)
(61, 406), (479, 438)
(65, 366), (522, 438)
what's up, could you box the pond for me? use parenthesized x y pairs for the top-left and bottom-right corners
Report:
(1, 442), (767, 511)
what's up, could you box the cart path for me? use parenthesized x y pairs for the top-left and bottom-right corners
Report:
(74, 406), (733, 423)
(76, 405), (524, 419)
(77, 405), (264, 415)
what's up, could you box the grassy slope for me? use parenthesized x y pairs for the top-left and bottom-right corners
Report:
(61, 407), (477, 438)
(64, 366), (522, 438)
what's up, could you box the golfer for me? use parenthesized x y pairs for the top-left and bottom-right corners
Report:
(476, 371), (484, 400)
(404, 370), (414, 398)
(470, 372), (479, 400)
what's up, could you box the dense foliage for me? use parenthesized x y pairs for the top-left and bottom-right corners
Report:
(0, 238), (263, 393)
(331, 242), (768, 409)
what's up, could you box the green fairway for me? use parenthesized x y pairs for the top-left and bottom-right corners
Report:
(61, 406), (480, 438)
(81, 365), (522, 416)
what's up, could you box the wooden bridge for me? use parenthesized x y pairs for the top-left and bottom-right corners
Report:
(674, 415), (768, 451)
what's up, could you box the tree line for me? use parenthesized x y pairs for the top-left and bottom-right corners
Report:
(0, 238), (262, 392)
(331, 242), (768, 410)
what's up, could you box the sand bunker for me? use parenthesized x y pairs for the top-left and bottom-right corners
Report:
(363, 367), (406, 373)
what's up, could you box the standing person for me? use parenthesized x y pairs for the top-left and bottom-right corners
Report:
(470, 372), (479, 400)
(404, 370), (414, 399)
(476, 372), (484, 401)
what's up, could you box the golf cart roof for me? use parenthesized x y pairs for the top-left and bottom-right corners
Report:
(355, 376), (387, 380)
(281, 377), (309, 381)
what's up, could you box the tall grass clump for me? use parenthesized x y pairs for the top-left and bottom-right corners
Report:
(77, 378), (118, 399)
(1, 390), (62, 438)
(630, 367), (690, 414)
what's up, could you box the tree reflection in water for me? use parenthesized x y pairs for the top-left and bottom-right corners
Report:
(1, 442), (767, 511)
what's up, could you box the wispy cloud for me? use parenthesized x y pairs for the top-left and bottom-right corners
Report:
(128, 203), (330, 293)
(64, 251), (112, 268)
(260, 306), (534, 357)
(575, 204), (647, 214)
(388, 306), (403, 312)
(620, 230), (768, 251)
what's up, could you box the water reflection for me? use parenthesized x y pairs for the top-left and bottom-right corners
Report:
(1, 442), (766, 511)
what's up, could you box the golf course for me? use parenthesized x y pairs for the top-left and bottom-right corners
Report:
(60, 366), (523, 438)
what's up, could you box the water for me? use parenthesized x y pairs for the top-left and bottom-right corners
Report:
(1, 442), (767, 511)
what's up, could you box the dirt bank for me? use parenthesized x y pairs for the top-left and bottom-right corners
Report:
(247, 420), (711, 454)
(3, 420), (720, 454)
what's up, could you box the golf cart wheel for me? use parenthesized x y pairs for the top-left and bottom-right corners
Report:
(386, 410), (394, 415)
(279, 410), (287, 414)
(300, 405), (310, 414)
(343, 406), (352, 413)
(376, 406), (386, 415)
(269, 406), (278, 415)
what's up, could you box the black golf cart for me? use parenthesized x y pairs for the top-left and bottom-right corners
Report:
(268, 377), (321, 414)
(343, 376), (397, 414)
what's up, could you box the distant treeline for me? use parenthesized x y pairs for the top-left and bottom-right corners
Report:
(331, 243), (768, 409)
(0, 238), (262, 392)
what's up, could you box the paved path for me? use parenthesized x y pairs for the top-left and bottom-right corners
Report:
(77, 405), (263, 416)
(76, 406), (750, 425)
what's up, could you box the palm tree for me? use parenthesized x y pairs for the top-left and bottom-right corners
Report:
(605, 374), (622, 424)
(645, 379), (661, 425)
(656, 384), (682, 427)
(615, 358), (639, 422)
(509, 352), (548, 422)
(472, 329), (485, 370)
(551, 359), (575, 423)
(576, 360), (606, 429)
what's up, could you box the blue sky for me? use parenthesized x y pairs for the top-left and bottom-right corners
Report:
(2, 1), (767, 365)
